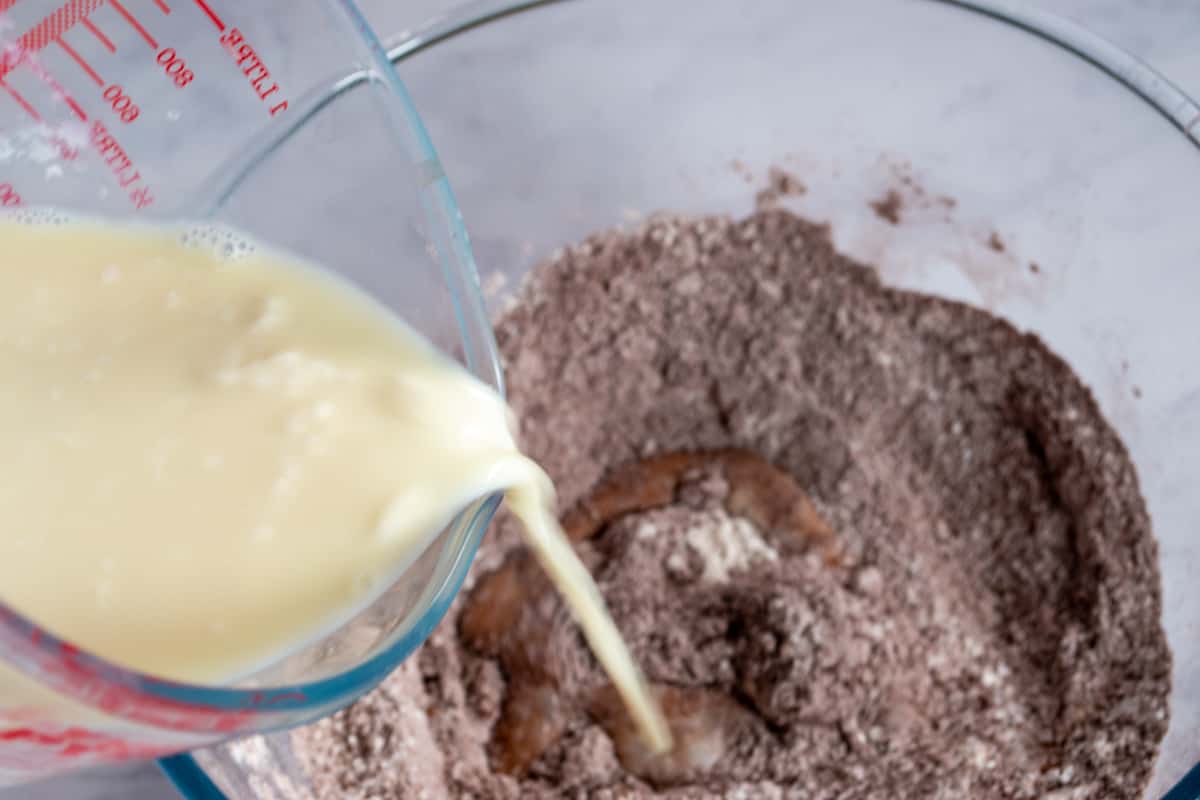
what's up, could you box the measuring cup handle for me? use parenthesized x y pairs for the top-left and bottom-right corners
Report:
(1162, 760), (1200, 800)
(159, 754), (227, 800)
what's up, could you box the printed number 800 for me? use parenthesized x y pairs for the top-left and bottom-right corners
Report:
(157, 48), (194, 88)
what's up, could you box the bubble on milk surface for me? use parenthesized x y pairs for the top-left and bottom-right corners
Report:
(1, 206), (75, 226)
(1, 211), (260, 266)
(178, 223), (258, 262)
(2, 210), (267, 270)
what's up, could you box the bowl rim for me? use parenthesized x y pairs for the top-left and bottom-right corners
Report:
(382, 0), (1200, 149)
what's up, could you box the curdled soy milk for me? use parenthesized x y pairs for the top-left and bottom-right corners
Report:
(0, 217), (668, 753)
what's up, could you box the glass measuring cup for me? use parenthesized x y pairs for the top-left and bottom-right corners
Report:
(0, 0), (499, 786)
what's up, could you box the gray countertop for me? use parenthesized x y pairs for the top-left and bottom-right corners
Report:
(5, 0), (1199, 797)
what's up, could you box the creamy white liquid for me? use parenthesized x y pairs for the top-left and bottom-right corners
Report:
(0, 217), (669, 751)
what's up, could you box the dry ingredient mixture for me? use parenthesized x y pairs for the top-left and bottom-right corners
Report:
(295, 208), (1170, 799)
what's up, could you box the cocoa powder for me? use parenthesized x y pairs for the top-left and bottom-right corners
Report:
(294, 208), (1170, 799)
(869, 189), (904, 225)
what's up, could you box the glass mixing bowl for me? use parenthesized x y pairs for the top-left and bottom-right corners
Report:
(173, 0), (1199, 797)
(0, 0), (499, 786)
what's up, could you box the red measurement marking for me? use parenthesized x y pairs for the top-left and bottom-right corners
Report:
(192, 0), (223, 31)
(56, 37), (102, 85)
(0, 0), (20, 14)
(81, 17), (114, 53)
(64, 94), (85, 119)
(0, 183), (20, 207)
(48, 132), (81, 160)
(219, 27), (288, 116)
(89, 118), (154, 209)
(0, 726), (170, 762)
(0, 78), (39, 120)
(153, 0), (170, 13)
(0, 44), (21, 77)
(102, 82), (139, 122)
(0, 0), (105, 80)
(107, 0), (156, 49)
(156, 46), (192, 86)
(21, 53), (88, 121)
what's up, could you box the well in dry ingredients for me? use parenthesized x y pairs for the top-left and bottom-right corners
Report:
(295, 208), (1170, 799)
